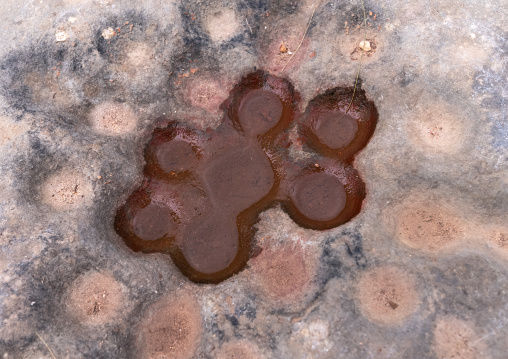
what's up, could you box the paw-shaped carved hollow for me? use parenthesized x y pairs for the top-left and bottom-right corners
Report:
(114, 71), (378, 283)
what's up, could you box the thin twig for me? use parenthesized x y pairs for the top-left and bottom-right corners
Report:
(339, 0), (367, 119)
(245, 17), (253, 34)
(281, 3), (320, 72)
(36, 332), (57, 359)
(290, 298), (322, 323)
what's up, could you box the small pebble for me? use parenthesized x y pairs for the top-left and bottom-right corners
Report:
(56, 31), (68, 42)
(102, 27), (116, 40)
(359, 40), (371, 51)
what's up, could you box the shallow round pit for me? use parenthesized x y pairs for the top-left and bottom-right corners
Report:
(238, 89), (284, 136)
(155, 139), (198, 175)
(132, 203), (177, 241)
(216, 340), (264, 359)
(114, 71), (377, 283)
(249, 243), (317, 308)
(204, 145), (275, 212)
(291, 172), (347, 222)
(181, 214), (239, 275)
(311, 110), (358, 149)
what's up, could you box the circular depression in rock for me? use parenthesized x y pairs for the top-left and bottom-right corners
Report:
(312, 111), (358, 149)
(132, 203), (177, 241)
(113, 71), (377, 283)
(204, 8), (241, 43)
(291, 172), (347, 222)
(155, 139), (198, 174)
(238, 89), (284, 136)
(182, 215), (239, 275)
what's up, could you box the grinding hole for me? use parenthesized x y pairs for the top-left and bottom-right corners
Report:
(114, 71), (377, 283)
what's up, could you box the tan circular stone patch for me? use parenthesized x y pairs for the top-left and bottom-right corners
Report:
(216, 340), (264, 359)
(41, 169), (93, 210)
(356, 266), (419, 326)
(66, 271), (125, 325)
(204, 8), (241, 42)
(89, 102), (138, 136)
(396, 200), (464, 252)
(137, 294), (202, 359)
(433, 316), (488, 359)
